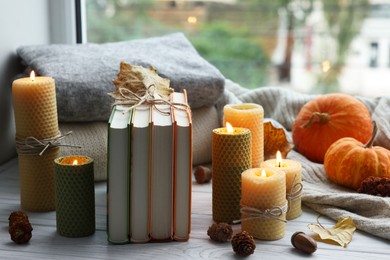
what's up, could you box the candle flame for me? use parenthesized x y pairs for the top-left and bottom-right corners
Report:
(261, 169), (267, 177)
(30, 71), (35, 81)
(226, 122), (233, 133)
(276, 151), (283, 166)
(72, 159), (78, 165)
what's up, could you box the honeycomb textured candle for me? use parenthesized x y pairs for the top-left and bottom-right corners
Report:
(224, 103), (264, 167)
(55, 156), (95, 237)
(261, 159), (302, 220)
(12, 76), (59, 212)
(212, 127), (251, 224)
(241, 168), (286, 240)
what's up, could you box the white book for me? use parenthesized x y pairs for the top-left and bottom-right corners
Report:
(150, 100), (173, 241)
(107, 105), (131, 244)
(130, 104), (151, 243)
(172, 90), (192, 241)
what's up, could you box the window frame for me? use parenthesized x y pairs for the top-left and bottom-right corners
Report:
(49, 0), (86, 44)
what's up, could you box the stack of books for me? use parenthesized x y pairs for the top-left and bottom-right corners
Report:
(107, 90), (192, 244)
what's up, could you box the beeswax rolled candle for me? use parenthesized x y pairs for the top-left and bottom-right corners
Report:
(12, 73), (59, 211)
(261, 153), (302, 220)
(55, 156), (95, 237)
(241, 168), (286, 240)
(224, 103), (264, 167)
(212, 124), (251, 224)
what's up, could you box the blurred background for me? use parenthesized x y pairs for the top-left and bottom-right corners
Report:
(84, 0), (390, 97)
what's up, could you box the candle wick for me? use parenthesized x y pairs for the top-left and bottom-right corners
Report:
(278, 162), (281, 167)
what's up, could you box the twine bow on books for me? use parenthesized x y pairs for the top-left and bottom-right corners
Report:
(233, 202), (288, 224)
(109, 62), (190, 115)
(112, 85), (190, 115)
(15, 131), (81, 156)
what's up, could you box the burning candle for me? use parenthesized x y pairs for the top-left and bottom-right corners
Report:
(223, 103), (264, 167)
(261, 151), (302, 220)
(12, 71), (59, 212)
(240, 168), (287, 240)
(54, 155), (95, 237)
(212, 122), (251, 223)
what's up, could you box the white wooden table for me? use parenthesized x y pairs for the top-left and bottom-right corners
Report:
(0, 158), (389, 259)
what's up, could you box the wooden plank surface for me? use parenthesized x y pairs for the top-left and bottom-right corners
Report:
(0, 158), (388, 260)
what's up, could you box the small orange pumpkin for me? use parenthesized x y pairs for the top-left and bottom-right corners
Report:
(324, 122), (390, 190)
(292, 93), (372, 163)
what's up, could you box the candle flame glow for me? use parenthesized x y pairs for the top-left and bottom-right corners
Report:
(276, 151), (282, 167)
(261, 169), (267, 177)
(30, 71), (35, 81)
(226, 122), (234, 133)
(72, 159), (78, 165)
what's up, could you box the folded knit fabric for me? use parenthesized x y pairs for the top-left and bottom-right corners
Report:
(217, 80), (390, 241)
(17, 33), (225, 122)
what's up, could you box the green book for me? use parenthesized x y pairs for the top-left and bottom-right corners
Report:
(107, 105), (132, 244)
(130, 104), (152, 243)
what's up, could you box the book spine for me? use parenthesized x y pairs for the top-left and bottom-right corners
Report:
(150, 104), (173, 241)
(107, 106), (131, 244)
(172, 90), (192, 241)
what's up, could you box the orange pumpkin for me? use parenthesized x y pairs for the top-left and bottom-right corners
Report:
(324, 122), (390, 190)
(292, 93), (372, 163)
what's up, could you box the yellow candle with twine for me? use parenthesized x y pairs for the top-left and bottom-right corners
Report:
(261, 151), (302, 220)
(223, 103), (264, 167)
(212, 122), (251, 224)
(239, 168), (287, 240)
(12, 71), (59, 212)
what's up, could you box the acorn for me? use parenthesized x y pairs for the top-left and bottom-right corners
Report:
(291, 231), (317, 254)
(194, 165), (211, 184)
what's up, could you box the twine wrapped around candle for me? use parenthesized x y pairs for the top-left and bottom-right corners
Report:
(233, 203), (288, 224)
(240, 167), (286, 240)
(287, 179), (303, 203)
(261, 158), (302, 220)
(15, 131), (81, 156)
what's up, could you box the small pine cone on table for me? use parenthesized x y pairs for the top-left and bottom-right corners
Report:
(9, 219), (33, 244)
(8, 211), (29, 226)
(207, 223), (233, 242)
(231, 231), (256, 257)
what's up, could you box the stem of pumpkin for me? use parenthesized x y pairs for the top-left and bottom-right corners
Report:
(301, 112), (330, 128)
(364, 121), (377, 148)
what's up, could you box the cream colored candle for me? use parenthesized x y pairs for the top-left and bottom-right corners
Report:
(261, 151), (302, 220)
(224, 103), (264, 167)
(240, 168), (287, 240)
(212, 123), (251, 224)
(12, 72), (59, 212)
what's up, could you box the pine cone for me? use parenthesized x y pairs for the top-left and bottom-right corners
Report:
(8, 211), (29, 226)
(358, 176), (390, 197)
(231, 231), (256, 256)
(9, 220), (33, 244)
(207, 223), (233, 242)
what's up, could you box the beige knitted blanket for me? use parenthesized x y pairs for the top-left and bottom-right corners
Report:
(217, 80), (390, 241)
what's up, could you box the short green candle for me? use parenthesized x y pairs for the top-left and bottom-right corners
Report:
(55, 155), (95, 237)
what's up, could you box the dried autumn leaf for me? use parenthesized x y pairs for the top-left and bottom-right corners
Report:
(264, 121), (294, 160)
(108, 61), (172, 102)
(308, 216), (356, 247)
